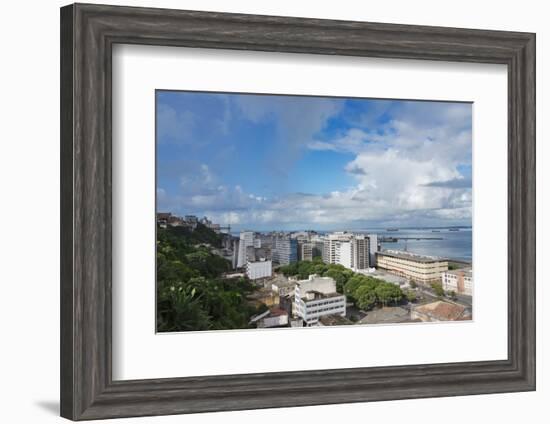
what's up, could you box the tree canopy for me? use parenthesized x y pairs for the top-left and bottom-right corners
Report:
(156, 226), (257, 332)
(280, 259), (405, 310)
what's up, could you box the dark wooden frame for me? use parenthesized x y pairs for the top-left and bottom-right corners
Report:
(60, 3), (536, 421)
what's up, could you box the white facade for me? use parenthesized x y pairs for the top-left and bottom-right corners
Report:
(293, 275), (346, 326)
(237, 231), (255, 268)
(442, 268), (473, 296)
(325, 232), (372, 271)
(258, 312), (289, 328)
(246, 260), (272, 280)
(336, 240), (353, 269)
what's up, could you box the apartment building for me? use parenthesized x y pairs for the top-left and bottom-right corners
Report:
(324, 232), (372, 271)
(442, 268), (473, 296)
(298, 241), (314, 262)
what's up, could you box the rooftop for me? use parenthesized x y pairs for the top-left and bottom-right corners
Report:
(319, 314), (353, 326)
(414, 301), (466, 321)
(303, 290), (344, 301)
(269, 307), (288, 317)
(445, 268), (473, 277)
(377, 250), (447, 264)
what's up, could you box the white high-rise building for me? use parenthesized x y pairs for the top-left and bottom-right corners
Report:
(323, 232), (373, 271)
(334, 240), (353, 269)
(328, 232), (352, 265)
(237, 231), (255, 268)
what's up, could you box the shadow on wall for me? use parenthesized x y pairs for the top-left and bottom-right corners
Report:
(35, 401), (59, 416)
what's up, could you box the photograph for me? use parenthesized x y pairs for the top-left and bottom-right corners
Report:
(155, 91), (473, 332)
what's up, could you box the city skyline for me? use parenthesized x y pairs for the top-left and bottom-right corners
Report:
(156, 91), (472, 231)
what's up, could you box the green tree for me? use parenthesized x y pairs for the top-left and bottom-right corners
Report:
(344, 275), (367, 300)
(406, 290), (417, 303)
(375, 283), (403, 306)
(355, 285), (378, 310)
(325, 269), (347, 293)
(157, 282), (211, 332)
(156, 225), (257, 332)
(431, 282), (445, 297)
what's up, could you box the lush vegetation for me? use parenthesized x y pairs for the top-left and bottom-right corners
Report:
(344, 274), (404, 309)
(278, 257), (354, 292)
(157, 225), (258, 332)
(430, 282), (445, 297)
(279, 258), (405, 310)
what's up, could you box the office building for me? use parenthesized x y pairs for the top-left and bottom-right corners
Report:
(293, 275), (346, 326)
(376, 250), (448, 284)
(298, 242), (313, 262)
(272, 236), (298, 265)
(351, 234), (370, 270)
(311, 236), (326, 259)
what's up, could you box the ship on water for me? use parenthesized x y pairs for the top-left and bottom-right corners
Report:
(386, 228), (399, 232)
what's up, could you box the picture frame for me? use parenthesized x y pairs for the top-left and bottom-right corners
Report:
(60, 3), (535, 421)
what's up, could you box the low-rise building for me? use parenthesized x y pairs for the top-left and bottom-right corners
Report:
(376, 250), (448, 284)
(293, 275), (346, 326)
(248, 287), (280, 308)
(271, 279), (297, 297)
(411, 300), (468, 322)
(246, 259), (272, 280)
(256, 308), (289, 328)
(442, 268), (473, 296)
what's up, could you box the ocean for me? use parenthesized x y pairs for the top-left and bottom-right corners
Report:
(361, 228), (472, 262)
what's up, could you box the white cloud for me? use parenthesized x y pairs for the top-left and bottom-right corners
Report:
(159, 99), (472, 229)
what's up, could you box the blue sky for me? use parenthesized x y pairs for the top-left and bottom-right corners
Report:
(156, 91), (472, 231)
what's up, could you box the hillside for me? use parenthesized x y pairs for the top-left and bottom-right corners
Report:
(156, 225), (257, 332)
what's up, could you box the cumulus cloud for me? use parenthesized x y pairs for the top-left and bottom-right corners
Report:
(157, 94), (472, 230)
(423, 177), (472, 189)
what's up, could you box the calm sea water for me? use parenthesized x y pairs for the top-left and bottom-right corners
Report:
(361, 228), (472, 262)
